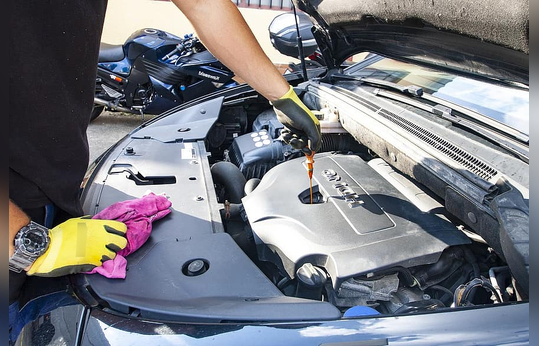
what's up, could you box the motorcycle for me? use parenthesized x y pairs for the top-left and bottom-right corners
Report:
(92, 28), (237, 121)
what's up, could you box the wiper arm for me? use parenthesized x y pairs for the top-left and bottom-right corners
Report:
(331, 73), (529, 144)
(331, 73), (424, 96)
(420, 90), (529, 144)
(373, 88), (529, 164)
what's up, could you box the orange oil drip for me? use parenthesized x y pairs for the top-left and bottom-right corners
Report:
(305, 152), (315, 204)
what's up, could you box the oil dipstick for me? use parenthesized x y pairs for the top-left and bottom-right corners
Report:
(304, 152), (315, 204)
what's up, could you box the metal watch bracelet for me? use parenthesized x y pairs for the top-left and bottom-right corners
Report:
(8, 252), (36, 273)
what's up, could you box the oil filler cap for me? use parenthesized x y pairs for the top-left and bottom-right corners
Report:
(296, 263), (327, 288)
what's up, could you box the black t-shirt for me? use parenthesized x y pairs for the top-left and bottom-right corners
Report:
(10, 0), (108, 216)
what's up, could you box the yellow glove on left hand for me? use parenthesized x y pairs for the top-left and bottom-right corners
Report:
(27, 216), (127, 277)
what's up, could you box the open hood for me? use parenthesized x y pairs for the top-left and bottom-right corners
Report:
(294, 0), (529, 86)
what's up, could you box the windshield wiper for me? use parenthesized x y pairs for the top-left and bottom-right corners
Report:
(330, 73), (529, 144)
(331, 73), (424, 96)
(329, 74), (528, 163)
(376, 88), (528, 163)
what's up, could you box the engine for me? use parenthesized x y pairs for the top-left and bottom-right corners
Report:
(242, 153), (470, 286)
(211, 106), (517, 314)
(238, 152), (473, 309)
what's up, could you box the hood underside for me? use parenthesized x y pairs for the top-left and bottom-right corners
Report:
(295, 0), (529, 85)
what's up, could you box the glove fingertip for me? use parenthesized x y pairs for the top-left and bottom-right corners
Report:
(112, 233), (128, 249)
(101, 255), (113, 263)
(104, 224), (127, 236)
(311, 140), (322, 153)
(289, 138), (299, 146)
(301, 147), (313, 155)
(106, 243), (124, 254)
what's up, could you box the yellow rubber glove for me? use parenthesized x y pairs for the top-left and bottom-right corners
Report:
(272, 86), (321, 154)
(27, 216), (127, 277)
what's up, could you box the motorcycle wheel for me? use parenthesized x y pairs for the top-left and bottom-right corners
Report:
(90, 105), (104, 121)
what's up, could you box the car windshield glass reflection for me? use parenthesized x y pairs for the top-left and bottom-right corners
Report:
(349, 58), (529, 135)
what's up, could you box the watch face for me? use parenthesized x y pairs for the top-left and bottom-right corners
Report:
(15, 223), (50, 256)
(24, 229), (48, 254)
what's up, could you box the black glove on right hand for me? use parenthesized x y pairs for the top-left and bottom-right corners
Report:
(272, 86), (321, 154)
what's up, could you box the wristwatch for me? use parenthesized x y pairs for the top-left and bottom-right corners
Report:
(9, 221), (50, 273)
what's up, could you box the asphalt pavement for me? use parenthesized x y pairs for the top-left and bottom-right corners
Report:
(86, 111), (156, 164)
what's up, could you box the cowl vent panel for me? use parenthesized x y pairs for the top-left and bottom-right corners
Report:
(376, 108), (498, 181)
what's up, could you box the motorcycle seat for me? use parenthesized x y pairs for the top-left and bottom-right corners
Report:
(98, 42), (125, 62)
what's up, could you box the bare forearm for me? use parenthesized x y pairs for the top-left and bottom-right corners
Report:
(172, 0), (290, 101)
(9, 200), (30, 258)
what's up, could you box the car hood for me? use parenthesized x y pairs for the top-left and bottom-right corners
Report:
(294, 0), (529, 86)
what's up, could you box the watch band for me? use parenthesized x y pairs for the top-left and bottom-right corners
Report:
(9, 251), (36, 273)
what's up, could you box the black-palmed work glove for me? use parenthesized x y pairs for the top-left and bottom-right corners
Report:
(272, 86), (321, 154)
(27, 216), (127, 277)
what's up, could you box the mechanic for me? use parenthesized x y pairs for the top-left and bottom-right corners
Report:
(9, 0), (321, 344)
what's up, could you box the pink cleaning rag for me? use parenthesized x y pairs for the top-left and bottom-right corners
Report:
(84, 192), (172, 279)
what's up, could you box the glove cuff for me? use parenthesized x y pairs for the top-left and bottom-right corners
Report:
(279, 85), (297, 100)
(273, 86), (320, 126)
(26, 229), (57, 276)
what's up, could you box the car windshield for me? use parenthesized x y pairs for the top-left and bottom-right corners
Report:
(346, 57), (529, 135)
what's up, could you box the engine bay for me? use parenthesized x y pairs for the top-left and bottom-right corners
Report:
(80, 83), (528, 321)
(214, 105), (521, 315)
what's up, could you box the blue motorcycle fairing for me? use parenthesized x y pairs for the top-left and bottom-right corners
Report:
(94, 27), (236, 116)
(98, 57), (132, 76)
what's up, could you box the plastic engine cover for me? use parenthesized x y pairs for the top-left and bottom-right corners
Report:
(242, 153), (470, 289)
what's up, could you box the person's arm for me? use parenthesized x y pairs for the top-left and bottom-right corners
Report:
(171, 0), (322, 152)
(171, 0), (289, 102)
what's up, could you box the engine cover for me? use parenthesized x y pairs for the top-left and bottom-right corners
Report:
(242, 153), (470, 289)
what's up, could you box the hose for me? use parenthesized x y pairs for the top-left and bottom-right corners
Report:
(429, 285), (454, 304)
(211, 161), (246, 204)
(277, 277), (291, 289)
(415, 248), (463, 288)
(462, 246), (481, 278)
